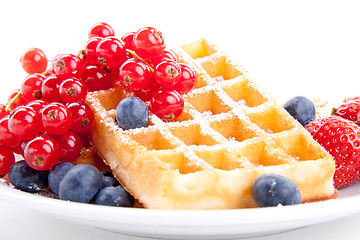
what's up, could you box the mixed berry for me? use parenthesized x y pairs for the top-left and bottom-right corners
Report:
(0, 22), (197, 207)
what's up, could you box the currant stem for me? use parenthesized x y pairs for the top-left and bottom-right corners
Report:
(42, 68), (52, 76)
(126, 49), (154, 73)
(5, 91), (21, 111)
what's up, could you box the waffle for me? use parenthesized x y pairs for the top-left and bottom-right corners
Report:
(85, 39), (338, 209)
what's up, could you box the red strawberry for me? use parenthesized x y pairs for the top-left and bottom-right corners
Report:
(333, 97), (360, 125)
(305, 116), (360, 188)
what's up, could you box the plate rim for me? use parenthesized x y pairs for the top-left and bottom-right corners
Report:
(1, 180), (360, 239)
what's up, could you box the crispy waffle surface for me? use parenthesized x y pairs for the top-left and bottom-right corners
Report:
(86, 39), (338, 209)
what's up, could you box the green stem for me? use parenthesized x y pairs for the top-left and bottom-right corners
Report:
(5, 91), (21, 112)
(42, 68), (52, 76)
(125, 49), (154, 73)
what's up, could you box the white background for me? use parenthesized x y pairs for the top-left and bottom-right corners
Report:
(1, 0), (360, 239)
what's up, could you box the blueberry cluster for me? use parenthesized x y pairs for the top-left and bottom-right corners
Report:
(8, 161), (134, 207)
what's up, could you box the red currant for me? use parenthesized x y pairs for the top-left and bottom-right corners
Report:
(148, 50), (177, 68)
(7, 89), (29, 111)
(171, 63), (196, 94)
(20, 48), (47, 74)
(135, 78), (162, 102)
(21, 73), (46, 101)
(82, 65), (112, 91)
(77, 130), (92, 148)
(150, 89), (184, 121)
(0, 104), (9, 119)
(53, 54), (84, 80)
(121, 32), (135, 50)
(53, 131), (82, 163)
(8, 106), (42, 140)
(59, 78), (87, 103)
(118, 58), (152, 91)
(26, 100), (48, 113)
(41, 103), (73, 135)
(154, 60), (181, 87)
(41, 74), (62, 102)
(67, 101), (94, 132)
(88, 22), (115, 38)
(133, 27), (166, 60)
(24, 135), (60, 171)
(0, 116), (21, 147)
(96, 37), (126, 68)
(0, 145), (15, 175)
(84, 37), (102, 65)
(50, 54), (64, 73)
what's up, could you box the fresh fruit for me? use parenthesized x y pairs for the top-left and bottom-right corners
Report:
(0, 116), (21, 147)
(52, 131), (82, 163)
(251, 173), (301, 207)
(21, 73), (46, 101)
(0, 145), (15, 175)
(171, 63), (196, 94)
(150, 90), (184, 121)
(82, 65), (112, 91)
(333, 97), (360, 125)
(88, 22), (115, 38)
(148, 50), (177, 68)
(41, 102), (73, 135)
(7, 89), (29, 111)
(0, 24), (197, 205)
(48, 162), (75, 195)
(121, 32), (135, 50)
(58, 164), (102, 203)
(83, 37), (102, 65)
(52, 54), (84, 80)
(153, 60), (181, 87)
(96, 36), (126, 68)
(8, 160), (48, 193)
(115, 97), (149, 130)
(20, 48), (48, 74)
(94, 185), (134, 207)
(101, 171), (120, 188)
(133, 27), (166, 60)
(23, 135), (60, 171)
(118, 58), (152, 91)
(67, 101), (94, 132)
(0, 104), (9, 119)
(283, 96), (316, 126)
(8, 106), (42, 140)
(26, 99), (48, 113)
(41, 75), (62, 102)
(305, 116), (360, 188)
(59, 78), (87, 103)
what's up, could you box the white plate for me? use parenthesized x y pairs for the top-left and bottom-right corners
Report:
(0, 181), (360, 240)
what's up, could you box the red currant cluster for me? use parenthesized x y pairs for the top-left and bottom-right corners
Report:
(0, 22), (197, 176)
(115, 27), (196, 121)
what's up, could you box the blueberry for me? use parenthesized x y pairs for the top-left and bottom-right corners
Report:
(48, 162), (75, 195)
(115, 97), (149, 130)
(94, 185), (134, 207)
(251, 173), (301, 207)
(58, 164), (102, 203)
(101, 171), (120, 188)
(283, 96), (316, 126)
(8, 160), (48, 193)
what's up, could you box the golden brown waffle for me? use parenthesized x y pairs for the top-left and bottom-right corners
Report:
(86, 39), (338, 209)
